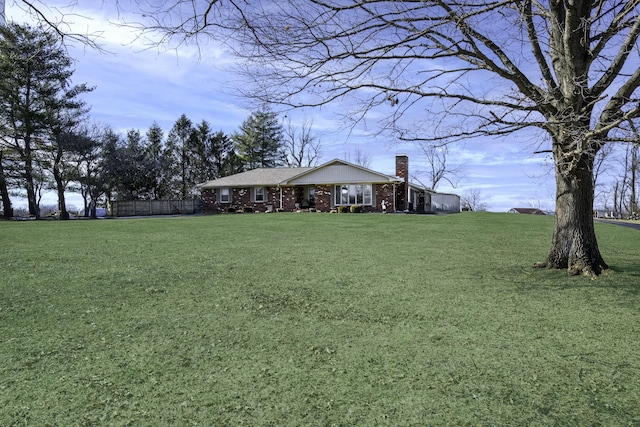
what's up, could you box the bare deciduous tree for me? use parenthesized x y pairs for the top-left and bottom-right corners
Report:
(283, 117), (322, 167)
(345, 148), (371, 168)
(94, 1), (640, 275)
(599, 120), (640, 216)
(461, 188), (488, 212)
(414, 143), (461, 190)
(616, 141), (640, 215)
(624, 121), (640, 216)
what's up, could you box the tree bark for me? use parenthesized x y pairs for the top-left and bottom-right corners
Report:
(53, 144), (70, 220)
(55, 174), (69, 220)
(537, 149), (609, 277)
(0, 151), (13, 219)
(24, 162), (40, 218)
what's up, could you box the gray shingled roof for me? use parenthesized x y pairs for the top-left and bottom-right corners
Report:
(198, 167), (315, 189)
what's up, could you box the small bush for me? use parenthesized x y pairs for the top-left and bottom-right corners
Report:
(226, 206), (236, 213)
(350, 205), (362, 213)
(338, 206), (350, 213)
(243, 206), (253, 213)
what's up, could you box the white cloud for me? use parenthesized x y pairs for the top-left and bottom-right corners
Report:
(5, 1), (559, 213)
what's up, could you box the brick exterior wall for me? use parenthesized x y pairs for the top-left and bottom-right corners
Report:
(202, 186), (316, 213)
(314, 185), (332, 212)
(280, 187), (297, 211)
(201, 187), (281, 213)
(375, 183), (395, 212)
(201, 189), (219, 213)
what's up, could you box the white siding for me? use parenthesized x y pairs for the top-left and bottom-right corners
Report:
(289, 164), (395, 184)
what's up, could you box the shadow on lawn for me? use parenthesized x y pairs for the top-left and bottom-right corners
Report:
(510, 264), (640, 300)
(608, 264), (640, 276)
(604, 264), (640, 295)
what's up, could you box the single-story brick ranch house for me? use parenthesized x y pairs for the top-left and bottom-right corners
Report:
(197, 154), (460, 214)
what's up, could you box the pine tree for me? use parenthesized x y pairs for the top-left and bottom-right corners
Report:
(233, 106), (285, 169)
(210, 130), (241, 178)
(145, 122), (169, 200)
(165, 114), (196, 198)
(0, 23), (91, 218)
(191, 121), (239, 183)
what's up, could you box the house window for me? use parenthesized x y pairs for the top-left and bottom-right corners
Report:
(363, 185), (372, 205)
(334, 184), (373, 205)
(254, 187), (265, 202)
(219, 188), (230, 203)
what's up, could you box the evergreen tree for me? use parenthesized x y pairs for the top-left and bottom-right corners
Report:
(165, 114), (196, 198)
(192, 120), (215, 184)
(44, 130), (84, 219)
(82, 126), (126, 217)
(145, 122), (170, 200)
(123, 129), (156, 199)
(102, 129), (156, 200)
(233, 106), (285, 169)
(191, 121), (239, 183)
(65, 124), (105, 218)
(210, 130), (242, 178)
(0, 23), (91, 218)
(99, 128), (121, 206)
(42, 85), (92, 219)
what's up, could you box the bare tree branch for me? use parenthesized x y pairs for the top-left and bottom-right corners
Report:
(282, 117), (322, 167)
(8, 0), (108, 51)
(412, 142), (462, 190)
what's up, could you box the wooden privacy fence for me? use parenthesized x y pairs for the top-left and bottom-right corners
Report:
(111, 200), (199, 217)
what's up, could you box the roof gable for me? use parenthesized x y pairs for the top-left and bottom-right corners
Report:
(285, 159), (400, 185)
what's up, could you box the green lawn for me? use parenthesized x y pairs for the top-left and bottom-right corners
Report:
(1, 212), (639, 426)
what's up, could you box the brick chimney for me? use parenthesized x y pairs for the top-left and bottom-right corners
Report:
(395, 154), (409, 211)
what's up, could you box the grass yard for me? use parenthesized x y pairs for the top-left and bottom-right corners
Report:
(1, 212), (639, 426)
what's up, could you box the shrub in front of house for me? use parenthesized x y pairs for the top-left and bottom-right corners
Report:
(350, 205), (362, 213)
(338, 206), (350, 213)
(226, 206), (236, 213)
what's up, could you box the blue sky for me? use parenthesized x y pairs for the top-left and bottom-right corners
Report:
(7, 1), (557, 212)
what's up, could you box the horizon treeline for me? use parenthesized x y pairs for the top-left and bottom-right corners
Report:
(0, 23), (316, 219)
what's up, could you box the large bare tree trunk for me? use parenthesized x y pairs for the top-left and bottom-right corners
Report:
(537, 146), (609, 277)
